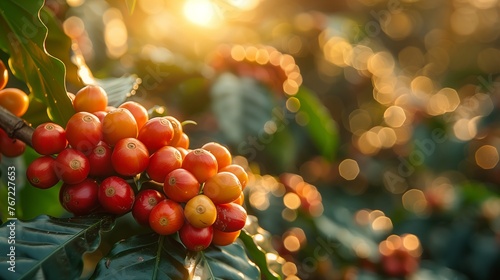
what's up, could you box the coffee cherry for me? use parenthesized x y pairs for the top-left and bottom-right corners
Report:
(213, 202), (247, 232)
(211, 229), (241, 246)
(118, 101), (149, 130)
(164, 116), (183, 146)
(182, 148), (218, 183)
(65, 112), (102, 154)
(149, 199), (184, 235)
(26, 156), (59, 189)
(87, 142), (115, 178)
(175, 132), (190, 149)
(59, 179), (99, 216)
(0, 129), (26, 158)
(0, 88), (29, 117)
(132, 189), (166, 226)
(177, 147), (189, 160)
(73, 85), (108, 113)
(203, 172), (242, 204)
(179, 223), (213, 251)
(219, 164), (248, 190)
(93, 111), (107, 123)
(98, 176), (135, 215)
(232, 192), (245, 206)
(184, 194), (217, 228)
(146, 146), (183, 183)
(202, 142), (232, 171)
(32, 122), (67, 155)
(102, 108), (138, 146)
(137, 117), (174, 154)
(53, 148), (90, 184)
(163, 168), (200, 203)
(111, 138), (149, 176)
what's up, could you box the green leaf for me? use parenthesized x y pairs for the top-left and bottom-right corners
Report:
(0, 0), (75, 126)
(91, 233), (189, 280)
(190, 243), (261, 280)
(294, 87), (339, 160)
(239, 230), (281, 280)
(95, 75), (142, 107)
(313, 214), (379, 262)
(0, 215), (114, 280)
(93, 232), (261, 280)
(41, 7), (84, 89)
(210, 72), (275, 144)
(19, 97), (53, 127)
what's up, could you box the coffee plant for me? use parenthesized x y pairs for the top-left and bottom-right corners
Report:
(1, 0), (500, 280)
(0, 1), (282, 279)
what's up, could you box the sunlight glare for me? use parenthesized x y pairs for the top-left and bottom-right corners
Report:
(183, 0), (217, 26)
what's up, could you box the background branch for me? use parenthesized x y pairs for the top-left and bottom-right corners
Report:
(0, 106), (34, 146)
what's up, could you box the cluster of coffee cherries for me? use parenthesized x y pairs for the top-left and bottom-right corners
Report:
(0, 60), (29, 159)
(26, 85), (248, 251)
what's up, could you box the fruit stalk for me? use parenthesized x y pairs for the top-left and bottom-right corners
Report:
(0, 105), (33, 146)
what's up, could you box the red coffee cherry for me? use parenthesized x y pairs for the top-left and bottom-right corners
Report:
(111, 138), (149, 177)
(182, 148), (218, 183)
(132, 189), (166, 226)
(98, 176), (135, 215)
(26, 156), (59, 189)
(179, 222), (213, 251)
(0, 129), (25, 158)
(59, 178), (99, 216)
(65, 112), (102, 154)
(163, 168), (200, 203)
(137, 117), (174, 154)
(32, 122), (67, 155)
(213, 202), (247, 232)
(53, 148), (90, 184)
(87, 142), (115, 178)
(149, 199), (184, 235)
(146, 146), (183, 183)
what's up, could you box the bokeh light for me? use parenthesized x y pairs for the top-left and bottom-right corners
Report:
(402, 189), (428, 215)
(282, 262), (298, 277)
(283, 192), (301, 210)
(183, 0), (217, 26)
(66, 0), (84, 7)
(354, 209), (371, 226)
(103, 8), (128, 58)
(379, 234), (422, 258)
(371, 216), (393, 232)
(475, 145), (499, 169)
(453, 118), (479, 141)
(384, 106), (406, 128)
(338, 159), (360, 180)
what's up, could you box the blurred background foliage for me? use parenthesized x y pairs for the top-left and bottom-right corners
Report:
(1, 0), (500, 279)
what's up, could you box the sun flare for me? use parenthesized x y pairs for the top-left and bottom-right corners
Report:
(183, 0), (217, 26)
